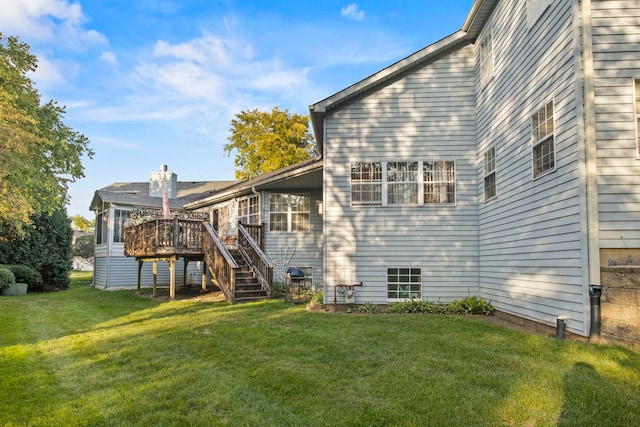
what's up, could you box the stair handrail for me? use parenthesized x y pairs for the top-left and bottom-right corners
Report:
(237, 222), (274, 296)
(202, 222), (238, 303)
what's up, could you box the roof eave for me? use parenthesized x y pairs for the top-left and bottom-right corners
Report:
(184, 159), (323, 209)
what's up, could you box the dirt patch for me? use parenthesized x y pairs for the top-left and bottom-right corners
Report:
(136, 287), (227, 303)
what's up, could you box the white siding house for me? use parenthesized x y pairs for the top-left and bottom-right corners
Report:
(90, 0), (640, 340)
(185, 158), (324, 289)
(309, 0), (640, 337)
(90, 166), (235, 290)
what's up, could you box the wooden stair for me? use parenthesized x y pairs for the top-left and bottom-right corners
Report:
(230, 249), (269, 302)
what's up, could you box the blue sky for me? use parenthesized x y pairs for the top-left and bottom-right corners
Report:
(2, 0), (474, 219)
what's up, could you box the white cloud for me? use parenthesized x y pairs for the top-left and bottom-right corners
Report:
(341, 4), (365, 21)
(153, 35), (233, 65)
(28, 55), (67, 87)
(100, 51), (118, 66)
(0, 0), (107, 50)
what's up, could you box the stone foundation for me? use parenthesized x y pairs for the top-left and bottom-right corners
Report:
(600, 267), (640, 349)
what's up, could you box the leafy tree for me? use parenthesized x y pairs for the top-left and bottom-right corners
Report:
(70, 215), (95, 232)
(0, 209), (73, 291)
(224, 107), (316, 180)
(0, 34), (93, 235)
(72, 234), (94, 264)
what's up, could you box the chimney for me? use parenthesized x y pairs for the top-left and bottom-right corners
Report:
(149, 164), (177, 199)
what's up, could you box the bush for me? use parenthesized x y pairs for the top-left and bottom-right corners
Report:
(0, 264), (42, 290)
(353, 302), (377, 313)
(0, 209), (73, 291)
(449, 296), (495, 315)
(0, 268), (16, 289)
(381, 296), (494, 316)
(383, 298), (448, 314)
(311, 290), (324, 304)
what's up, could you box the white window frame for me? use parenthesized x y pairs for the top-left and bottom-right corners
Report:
(269, 193), (310, 233)
(350, 160), (456, 207)
(532, 100), (556, 179)
(96, 210), (107, 245)
(424, 161), (456, 205)
(387, 267), (422, 301)
(238, 195), (260, 225)
(387, 161), (419, 205)
(634, 78), (640, 159)
(479, 29), (493, 86)
(113, 209), (130, 243)
(351, 162), (383, 206)
(483, 147), (497, 201)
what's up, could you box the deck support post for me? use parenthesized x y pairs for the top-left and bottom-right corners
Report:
(201, 261), (207, 291)
(183, 259), (189, 288)
(169, 258), (176, 299)
(137, 260), (143, 292)
(152, 260), (158, 297)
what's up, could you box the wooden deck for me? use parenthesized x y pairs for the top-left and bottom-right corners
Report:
(124, 217), (273, 303)
(124, 217), (205, 258)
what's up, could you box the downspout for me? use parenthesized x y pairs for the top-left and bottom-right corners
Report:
(580, 0), (601, 341)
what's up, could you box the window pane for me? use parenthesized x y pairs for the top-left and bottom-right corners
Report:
(533, 137), (555, 176)
(113, 210), (130, 243)
(532, 101), (555, 177)
(352, 162), (382, 206)
(484, 172), (496, 200)
(424, 161), (455, 204)
(291, 213), (310, 232)
(387, 267), (422, 300)
(269, 193), (310, 232)
(269, 213), (287, 232)
(387, 162), (418, 205)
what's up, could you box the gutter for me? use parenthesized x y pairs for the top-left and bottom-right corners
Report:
(579, 0), (601, 339)
(184, 158), (323, 209)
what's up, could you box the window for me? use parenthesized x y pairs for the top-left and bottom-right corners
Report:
(635, 78), (640, 158)
(238, 195), (260, 225)
(269, 193), (310, 232)
(532, 100), (555, 178)
(479, 30), (493, 86)
(113, 209), (130, 243)
(387, 162), (418, 205)
(483, 147), (496, 201)
(351, 162), (382, 206)
(387, 268), (422, 300)
(528, 0), (552, 28)
(424, 161), (456, 204)
(96, 212), (106, 245)
(350, 160), (456, 206)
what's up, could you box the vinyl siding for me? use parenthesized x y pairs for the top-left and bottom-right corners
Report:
(476, 0), (588, 333)
(592, 0), (640, 248)
(264, 188), (324, 285)
(93, 256), (107, 287)
(94, 255), (203, 290)
(323, 45), (478, 305)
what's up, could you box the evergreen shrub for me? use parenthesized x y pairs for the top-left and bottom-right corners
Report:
(0, 264), (42, 290)
(0, 268), (16, 289)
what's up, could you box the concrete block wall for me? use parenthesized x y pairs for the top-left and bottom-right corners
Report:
(600, 267), (640, 349)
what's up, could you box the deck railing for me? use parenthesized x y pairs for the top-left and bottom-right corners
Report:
(202, 222), (238, 303)
(238, 223), (273, 296)
(124, 218), (204, 258)
(242, 223), (264, 249)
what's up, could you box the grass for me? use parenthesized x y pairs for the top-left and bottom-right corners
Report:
(0, 272), (639, 426)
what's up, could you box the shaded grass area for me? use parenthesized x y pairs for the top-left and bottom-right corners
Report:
(1, 271), (639, 426)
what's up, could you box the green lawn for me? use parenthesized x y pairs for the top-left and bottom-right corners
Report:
(1, 271), (639, 426)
